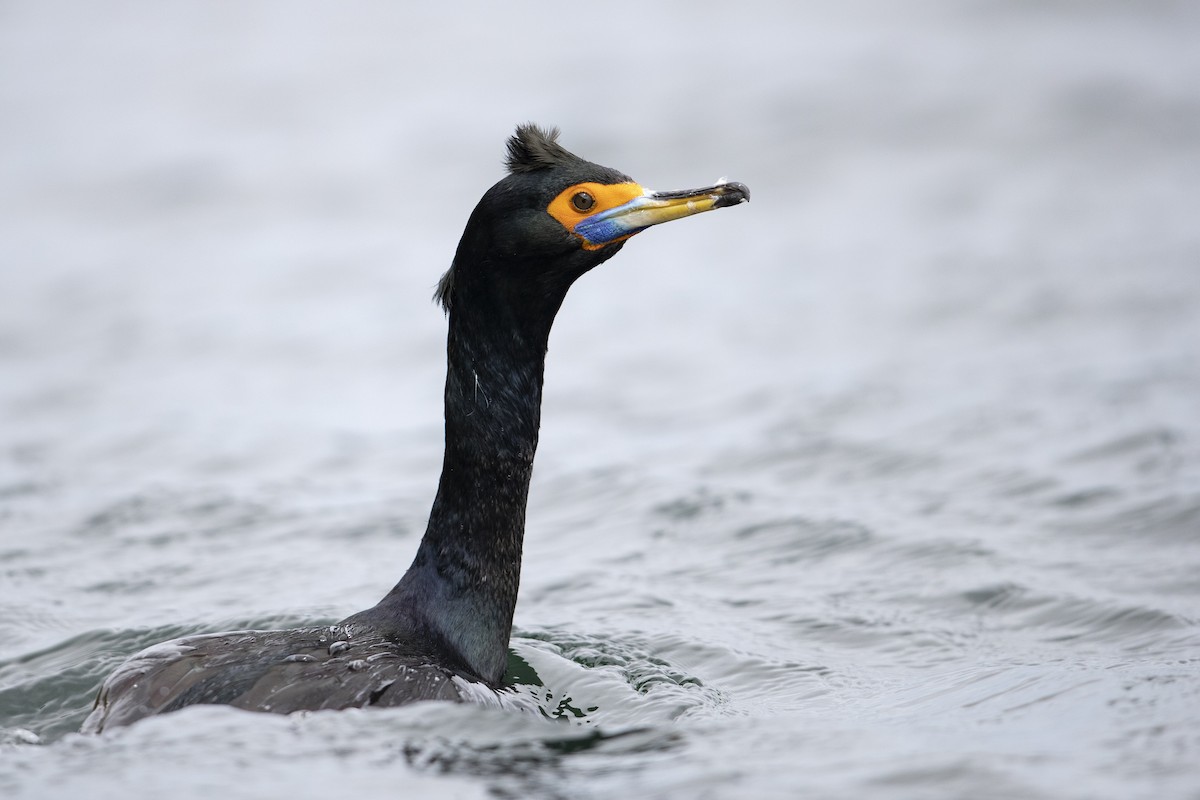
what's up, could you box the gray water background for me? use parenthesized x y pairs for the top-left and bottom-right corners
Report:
(2, 2), (1199, 798)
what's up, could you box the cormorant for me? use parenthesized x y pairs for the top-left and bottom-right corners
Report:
(82, 124), (749, 732)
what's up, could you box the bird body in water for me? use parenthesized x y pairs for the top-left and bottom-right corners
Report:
(83, 124), (749, 733)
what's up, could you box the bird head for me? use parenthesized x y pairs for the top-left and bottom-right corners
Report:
(436, 124), (749, 323)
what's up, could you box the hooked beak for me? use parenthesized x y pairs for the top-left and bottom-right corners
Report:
(574, 181), (750, 249)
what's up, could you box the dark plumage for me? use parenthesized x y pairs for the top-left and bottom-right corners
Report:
(82, 124), (748, 733)
(434, 124), (632, 313)
(505, 123), (590, 173)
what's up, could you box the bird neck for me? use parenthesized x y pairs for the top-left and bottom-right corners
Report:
(375, 279), (561, 687)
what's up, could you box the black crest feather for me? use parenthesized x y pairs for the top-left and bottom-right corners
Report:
(505, 123), (573, 174)
(434, 264), (455, 311)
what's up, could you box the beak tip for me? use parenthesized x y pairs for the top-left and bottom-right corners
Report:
(714, 181), (750, 207)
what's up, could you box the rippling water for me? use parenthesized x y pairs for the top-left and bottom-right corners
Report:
(2, 2), (1199, 798)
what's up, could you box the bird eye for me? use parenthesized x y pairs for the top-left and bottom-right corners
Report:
(571, 191), (595, 212)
